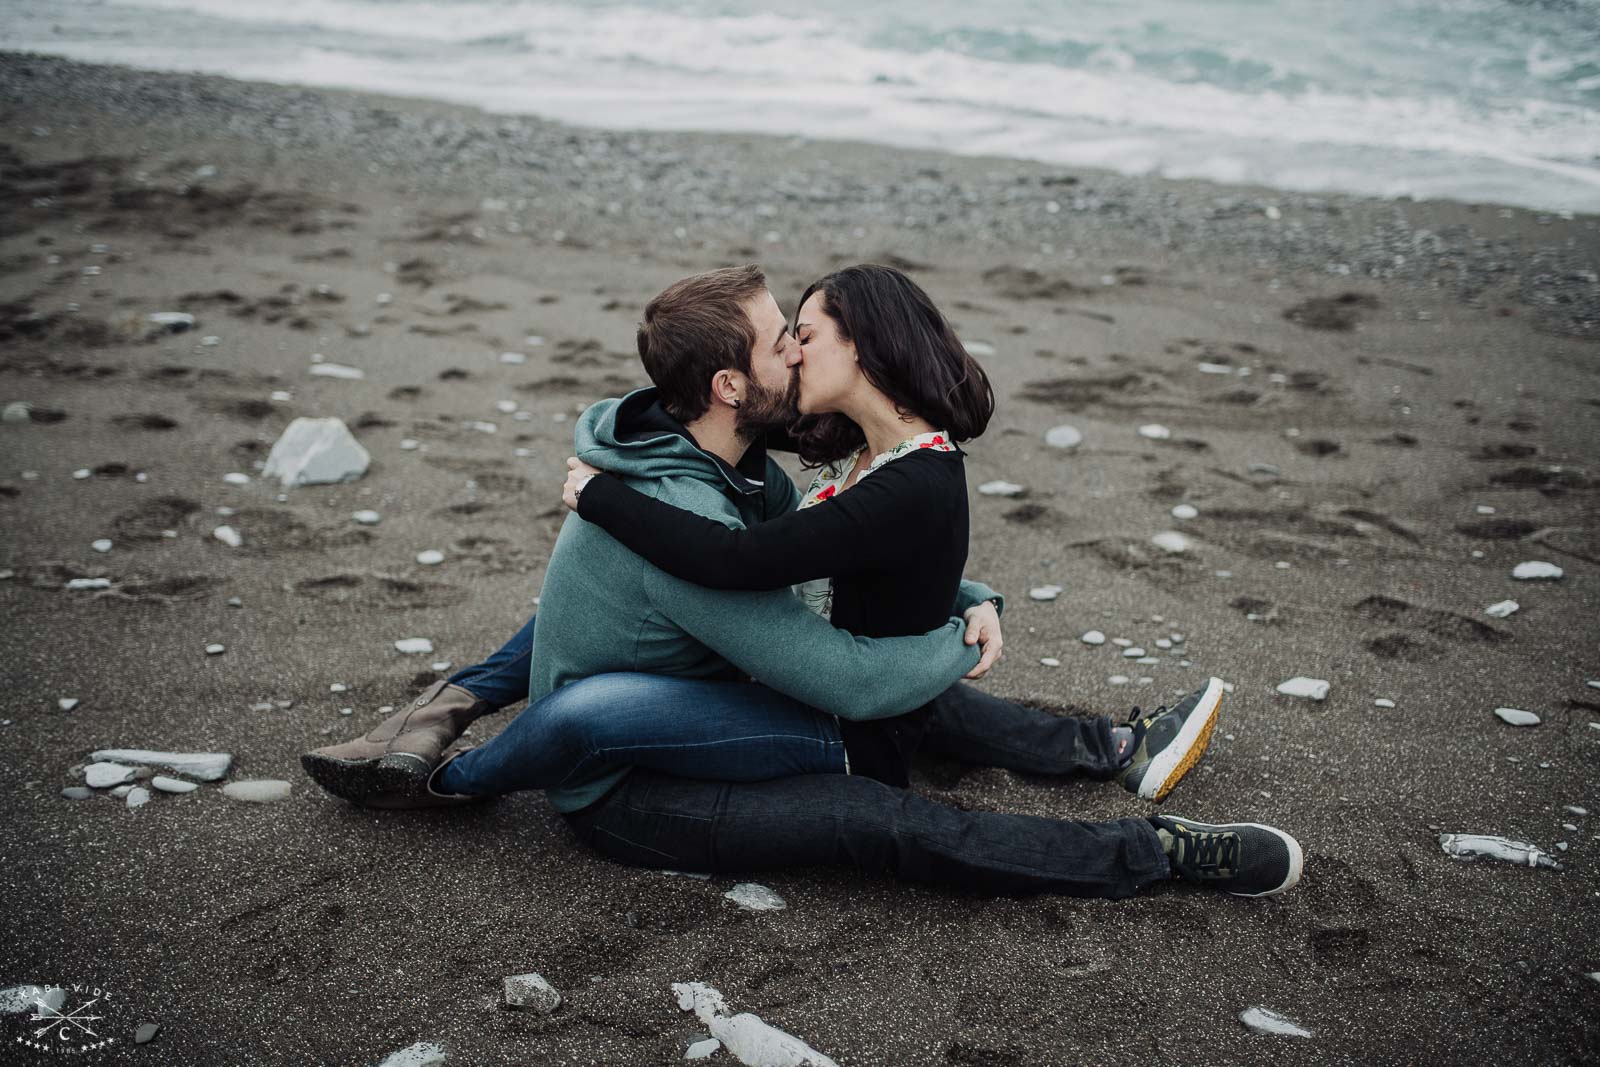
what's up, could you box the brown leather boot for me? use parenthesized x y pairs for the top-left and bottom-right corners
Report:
(300, 680), (495, 803)
(360, 737), (490, 810)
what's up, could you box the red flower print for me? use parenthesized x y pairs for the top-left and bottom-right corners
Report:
(815, 485), (837, 501)
(932, 436), (945, 445)
(918, 441), (932, 449)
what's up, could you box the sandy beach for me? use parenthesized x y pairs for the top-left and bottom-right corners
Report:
(1, 52), (1598, 1065)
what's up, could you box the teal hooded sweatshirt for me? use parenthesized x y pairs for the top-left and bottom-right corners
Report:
(530, 388), (1002, 812)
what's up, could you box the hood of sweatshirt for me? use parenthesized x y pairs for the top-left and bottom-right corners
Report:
(574, 387), (767, 498)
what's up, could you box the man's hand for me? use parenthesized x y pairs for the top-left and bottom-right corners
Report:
(562, 456), (604, 512)
(962, 600), (1003, 679)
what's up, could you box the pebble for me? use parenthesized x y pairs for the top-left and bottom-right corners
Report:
(977, 480), (1026, 497)
(222, 780), (291, 803)
(223, 472), (250, 486)
(1150, 531), (1190, 553)
(66, 577), (111, 590)
(135, 1023), (160, 1045)
(1112, 637), (1132, 648)
(395, 638), (435, 654)
(494, 400), (518, 414)
(61, 786), (92, 800)
(111, 785), (134, 798)
(205, 643), (225, 655)
(1155, 638), (1172, 649)
(1039, 657), (1060, 667)
(1565, 806), (1588, 816)
(724, 883), (787, 911)
(213, 525), (243, 548)
(1276, 677), (1330, 701)
(673, 982), (836, 1067)
(1475, 504), (1496, 514)
(416, 549), (445, 566)
(1122, 647), (1147, 658)
(263, 417), (370, 486)
(151, 776), (198, 794)
(1108, 675), (1130, 685)
(307, 362), (365, 380)
(73, 468), (91, 479)
(503, 972), (561, 1014)
(399, 438), (421, 450)
(1485, 600), (1519, 618)
(499, 351), (527, 365)
(2, 401), (31, 423)
(126, 786), (151, 809)
(1080, 630), (1106, 645)
(1494, 707), (1541, 727)
(1028, 585), (1062, 601)
(91, 538), (112, 553)
(1044, 425), (1082, 450)
(1239, 1007), (1311, 1038)
(1137, 424), (1171, 440)
(352, 510), (381, 525)
(1197, 362), (1233, 375)
(58, 698), (79, 711)
(85, 761), (137, 788)
(1586, 681), (1600, 690)
(431, 661), (452, 672)
(377, 1042), (447, 1067)
(1170, 504), (1198, 520)
(147, 311), (194, 329)
(1374, 698), (1396, 709)
(686, 1038), (722, 1060)
(1511, 561), (1562, 580)
(91, 749), (231, 781)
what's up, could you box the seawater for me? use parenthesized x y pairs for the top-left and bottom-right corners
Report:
(3, 0), (1598, 211)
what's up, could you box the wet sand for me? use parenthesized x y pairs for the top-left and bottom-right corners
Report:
(1, 53), (1598, 1066)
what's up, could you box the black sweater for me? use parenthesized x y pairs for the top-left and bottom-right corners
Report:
(578, 447), (970, 785)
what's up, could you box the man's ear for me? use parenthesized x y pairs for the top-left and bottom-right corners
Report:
(710, 368), (742, 409)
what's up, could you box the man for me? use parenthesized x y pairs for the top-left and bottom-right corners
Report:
(302, 265), (1302, 899)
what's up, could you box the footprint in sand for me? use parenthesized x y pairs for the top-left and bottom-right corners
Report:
(1282, 292), (1379, 331)
(199, 396), (276, 421)
(111, 496), (201, 541)
(1294, 439), (1344, 458)
(1473, 442), (1538, 460)
(111, 413), (179, 431)
(1351, 595), (1510, 647)
(1455, 517), (1540, 540)
(292, 574), (469, 610)
(388, 386), (425, 401)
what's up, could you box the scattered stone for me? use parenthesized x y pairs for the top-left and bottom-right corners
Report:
(1108, 675), (1130, 685)
(1151, 531), (1190, 553)
(1239, 1007), (1312, 1038)
(430, 661), (452, 672)
(1122, 647), (1147, 658)
(213, 525), (243, 548)
(1485, 600), (1519, 619)
(2, 402), (31, 424)
(91, 538), (112, 553)
(377, 1042), (447, 1067)
(90, 749), (231, 781)
(1040, 657), (1060, 668)
(227, 597), (243, 607)
(977, 480), (1026, 497)
(1137, 424), (1171, 440)
(1170, 504), (1198, 520)
(1028, 585), (1062, 601)
(1438, 833), (1562, 870)
(1080, 630), (1106, 646)
(499, 351), (526, 365)
(1511, 561), (1562, 580)
(1494, 707), (1540, 727)
(1566, 806), (1588, 816)
(416, 549), (445, 566)
(111, 785), (133, 798)
(673, 983), (838, 1067)
(352, 509), (381, 525)
(58, 698), (79, 712)
(724, 883), (787, 911)
(395, 638), (435, 654)
(61, 786), (92, 800)
(205, 644), (225, 656)
(502, 972), (561, 1014)
(147, 311), (195, 332)
(126, 786), (150, 808)
(1276, 677), (1330, 701)
(1044, 424), (1082, 450)
(135, 1023), (160, 1045)
(0, 984), (66, 1015)
(85, 761), (137, 788)
(66, 577), (112, 590)
(1374, 698), (1396, 709)
(1112, 637), (1132, 647)
(151, 776), (197, 794)
(263, 417), (371, 487)
(308, 362), (365, 380)
(222, 779), (291, 803)
(686, 1038), (721, 1060)
(399, 438), (421, 451)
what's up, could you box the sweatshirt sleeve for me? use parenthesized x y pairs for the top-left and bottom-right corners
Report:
(578, 456), (939, 590)
(954, 578), (1005, 617)
(644, 567), (980, 720)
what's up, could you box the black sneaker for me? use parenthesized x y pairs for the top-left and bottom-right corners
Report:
(1117, 676), (1224, 801)
(1150, 815), (1303, 897)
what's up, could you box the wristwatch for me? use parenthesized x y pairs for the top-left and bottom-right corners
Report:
(572, 472), (598, 504)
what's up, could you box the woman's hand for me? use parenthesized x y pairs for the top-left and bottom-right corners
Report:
(962, 600), (1004, 679)
(562, 456), (604, 512)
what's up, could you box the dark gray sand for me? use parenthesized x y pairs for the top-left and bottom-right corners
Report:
(1, 53), (1598, 1066)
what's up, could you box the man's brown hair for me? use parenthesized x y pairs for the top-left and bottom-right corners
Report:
(636, 265), (767, 423)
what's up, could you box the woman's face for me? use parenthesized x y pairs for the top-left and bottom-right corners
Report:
(794, 290), (860, 416)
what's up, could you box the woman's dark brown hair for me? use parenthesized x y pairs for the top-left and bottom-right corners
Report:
(790, 264), (994, 467)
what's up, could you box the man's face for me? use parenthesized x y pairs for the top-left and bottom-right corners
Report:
(735, 289), (802, 435)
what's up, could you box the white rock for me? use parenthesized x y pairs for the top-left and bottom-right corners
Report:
(91, 538), (112, 553)
(222, 779), (291, 803)
(1374, 698), (1396, 709)
(213, 525), (243, 548)
(1, 401), (31, 423)
(262, 417), (371, 487)
(1151, 531), (1190, 554)
(73, 468), (91, 479)
(1438, 833), (1562, 870)
(503, 972), (561, 1014)
(151, 776), (198, 794)
(1170, 504), (1198, 520)
(352, 510), (381, 525)
(1135, 657), (1160, 665)
(399, 438), (421, 451)
(724, 883), (787, 911)
(205, 643), (225, 656)
(126, 786), (151, 809)
(1239, 1007), (1311, 1038)
(330, 683), (348, 693)
(395, 638), (435, 655)
(1564, 806), (1588, 816)
(965, 341), (997, 356)
(1028, 585), (1062, 602)
(1276, 677), (1330, 701)
(673, 982), (838, 1067)
(1108, 675), (1130, 685)
(1137, 423), (1171, 440)
(1494, 707), (1541, 727)
(90, 749), (231, 781)
(686, 1038), (722, 1060)
(430, 661), (452, 672)
(201, 335), (220, 346)
(1475, 505), (1496, 515)
(307, 362), (365, 380)
(1080, 630), (1106, 646)
(376, 1042), (447, 1067)
(1112, 637), (1132, 648)
(112, 785), (133, 798)
(85, 761), (137, 788)
(66, 577), (112, 590)
(1040, 657), (1060, 668)
(1485, 600), (1519, 619)
(498, 351), (527, 365)
(0, 984), (66, 1015)
(1511, 561), (1562, 580)
(494, 400), (518, 414)
(1588, 681), (1600, 690)
(1197, 362), (1234, 375)
(223, 472), (250, 486)
(58, 698), (79, 712)
(416, 549), (445, 566)
(1155, 638), (1172, 649)
(147, 311), (195, 329)
(1044, 424), (1083, 450)
(468, 421), (498, 434)
(1122, 647), (1147, 658)
(977, 480), (1026, 497)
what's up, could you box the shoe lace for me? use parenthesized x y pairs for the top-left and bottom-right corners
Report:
(1179, 829), (1239, 876)
(1124, 703), (1170, 728)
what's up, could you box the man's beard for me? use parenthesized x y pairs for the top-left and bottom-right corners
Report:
(735, 367), (800, 438)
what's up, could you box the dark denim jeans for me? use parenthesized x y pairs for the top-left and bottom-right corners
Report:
(439, 613), (1167, 898)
